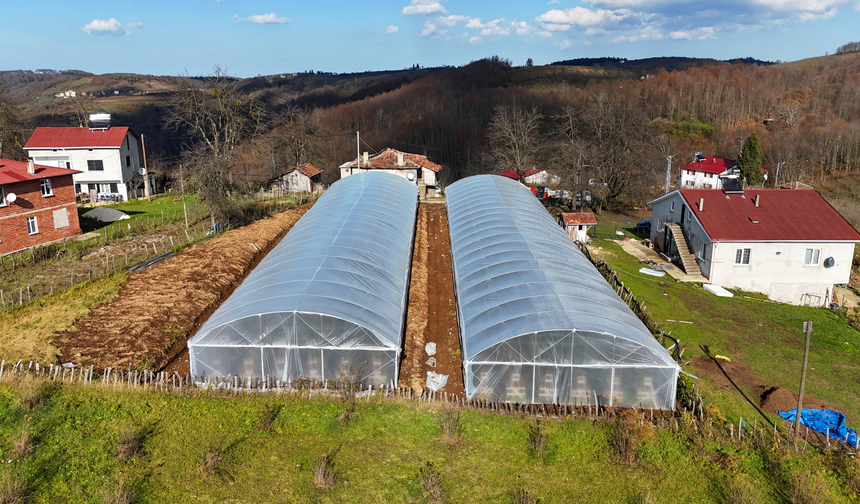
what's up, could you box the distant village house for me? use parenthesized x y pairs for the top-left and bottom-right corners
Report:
(269, 163), (323, 193)
(339, 148), (442, 198)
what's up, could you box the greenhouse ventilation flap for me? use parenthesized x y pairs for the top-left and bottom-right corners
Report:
(446, 175), (679, 409)
(189, 172), (419, 386)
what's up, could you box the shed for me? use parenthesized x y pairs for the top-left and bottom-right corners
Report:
(559, 212), (597, 243)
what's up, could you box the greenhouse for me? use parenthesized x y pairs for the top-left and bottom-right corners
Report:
(189, 172), (418, 386)
(446, 175), (679, 409)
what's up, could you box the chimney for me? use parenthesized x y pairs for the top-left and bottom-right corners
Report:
(362, 151), (369, 166)
(754, 194), (760, 207)
(26, 159), (35, 175)
(698, 198), (704, 212)
(397, 152), (404, 166)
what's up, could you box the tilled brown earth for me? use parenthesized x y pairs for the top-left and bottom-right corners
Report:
(55, 205), (311, 372)
(401, 203), (464, 396)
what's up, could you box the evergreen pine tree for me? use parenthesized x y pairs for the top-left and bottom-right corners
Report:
(737, 133), (764, 186)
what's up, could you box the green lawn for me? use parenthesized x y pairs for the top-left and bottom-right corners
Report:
(593, 239), (860, 427)
(0, 382), (855, 503)
(78, 195), (205, 233)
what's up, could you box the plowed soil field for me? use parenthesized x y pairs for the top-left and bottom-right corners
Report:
(55, 205), (311, 372)
(401, 203), (464, 396)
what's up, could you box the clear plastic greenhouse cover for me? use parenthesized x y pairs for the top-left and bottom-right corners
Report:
(446, 175), (679, 409)
(189, 172), (418, 386)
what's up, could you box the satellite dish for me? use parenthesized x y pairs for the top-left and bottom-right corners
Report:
(138, 168), (146, 176)
(824, 257), (835, 268)
(407, 172), (415, 181)
(5, 192), (16, 204)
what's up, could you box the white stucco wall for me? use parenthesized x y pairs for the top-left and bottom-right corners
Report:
(709, 241), (854, 306)
(274, 171), (312, 192)
(679, 169), (723, 189)
(339, 166), (436, 187)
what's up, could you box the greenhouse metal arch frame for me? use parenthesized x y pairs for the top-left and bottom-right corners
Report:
(189, 171), (419, 386)
(446, 175), (679, 409)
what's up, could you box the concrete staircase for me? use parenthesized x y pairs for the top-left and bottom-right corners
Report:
(666, 222), (703, 276)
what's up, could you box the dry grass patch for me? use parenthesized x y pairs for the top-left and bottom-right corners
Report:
(313, 451), (338, 489)
(437, 405), (463, 449)
(10, 424), (34, 460)
(0, 271), (128, 363)
(418, 462), (444, 504)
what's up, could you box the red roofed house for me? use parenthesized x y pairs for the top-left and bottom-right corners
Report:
(0, 158), (82, 255)
(270, 163), (323, 193)
(648, 188), (860, 306)
(559, 212), (597, 243)
(680, 155), (736, 189)
(24, 124), (146, 202)
(339, 148), (442, 198)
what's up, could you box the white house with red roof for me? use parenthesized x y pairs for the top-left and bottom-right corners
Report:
(0, 158), (81, 255)
(24, 125), (144, 201)
(648, 187), (860, 306)
(679, 155), (736, 189)
(270, 163), (323, 193)
(339, 148), (442, 198)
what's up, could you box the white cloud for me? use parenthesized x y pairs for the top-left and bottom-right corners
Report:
(614, 26), (663, 43)
(536, 6), (634, 29)
(559, 39), (574, 49)
(548, 0), (561, 3)
(797, 6), (838, 19)
(234, 13), (289, 24)
(421, 21), (448, 36)
(670, 26), (715, 39)
(402, 0), (446, 15)
(82, 18), (140, 36)
(469, 36), (484, 44)
(387, 25), (399, 33)
(437, 15), (471, 26)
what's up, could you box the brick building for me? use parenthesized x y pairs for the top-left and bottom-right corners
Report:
(0, 158), (82, 255)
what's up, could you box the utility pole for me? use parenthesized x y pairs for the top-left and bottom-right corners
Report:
(795, 320), (813, 438)
(664, 156), (673, 195)
(141, 134), (151, 200)
(775, 161), (785, 188)
(356, 131), (360, 175)
(179, 163), (189, 229)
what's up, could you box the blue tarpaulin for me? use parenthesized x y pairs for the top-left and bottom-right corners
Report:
(777, 408), (858, 447)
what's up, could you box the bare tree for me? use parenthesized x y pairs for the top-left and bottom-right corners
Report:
(0, 88), (24, 160)
(272, 106), (327, 169)
(486, 103), (544, 176)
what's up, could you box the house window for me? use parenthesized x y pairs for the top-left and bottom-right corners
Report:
(735, 248), (751, 265)
(87, 160), (104, 171)
(40, 178), (53, 197)
(75, 184), (81, 194)
(804, 248), (821, 266)
(126, 155), (131, 168)
(27, 216), (38, 235)
(65, 161), (71, 169)
(705, 183), (713, 189)
(110, 183), (118, 194)
(685, 180), (693, 186)
(686, 170), (694, 176)
(670, 201), (675, 212)
(0, 187), (5, 207)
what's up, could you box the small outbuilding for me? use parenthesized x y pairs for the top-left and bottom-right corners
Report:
(270, 163), (323, 194)
(559, 212), (597, 243)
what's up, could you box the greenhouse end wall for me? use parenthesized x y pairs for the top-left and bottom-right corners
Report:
(189, 171), (418, 387)
(446, 175), (679, 410)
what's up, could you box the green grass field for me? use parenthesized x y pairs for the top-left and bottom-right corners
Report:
(78, 195), (204, 234)
(592, 239), (860, 427)
(0, 381), (856, 503)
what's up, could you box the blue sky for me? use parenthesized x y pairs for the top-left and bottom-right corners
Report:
(2, 0), (859, 77)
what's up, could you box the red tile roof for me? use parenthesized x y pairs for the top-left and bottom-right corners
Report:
(24, 127), (130, 149)
(679, 189), (860, 242)
(296, 163), (322, 178)
(499, 169), (519, 180)
(683, 157), (736, 175)
(560, 212), (597, 226)
(342, 148), (442, 172)
(0, 159), (81, 186)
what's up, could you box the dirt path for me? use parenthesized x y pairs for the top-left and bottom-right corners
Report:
(401, 203), (464, 396)
(55, 204), (312, 372)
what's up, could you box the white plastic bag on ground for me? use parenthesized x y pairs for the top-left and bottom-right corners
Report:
(425, 342), (437, 356)
(426, 371), (448, 392)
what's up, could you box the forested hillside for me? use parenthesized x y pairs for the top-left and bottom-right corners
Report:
(3, 52), (860, 213)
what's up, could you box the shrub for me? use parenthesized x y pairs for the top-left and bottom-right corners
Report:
(418, 462), (443, 504)
(116, 425), (152, 460)
(437, 405), (463, 448)
(313, 451), (337, 489)
(256, 403), (282, 432)
(102, 480), (135, 504)
(11, 425), (34, 460)
(508, 486), (540, 504)
(525, 419), (546, 458)
(786, 470), (831, 504)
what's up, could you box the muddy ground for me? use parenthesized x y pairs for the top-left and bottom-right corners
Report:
(55, 205), (311, 371)
(401, 203), (464, 396)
